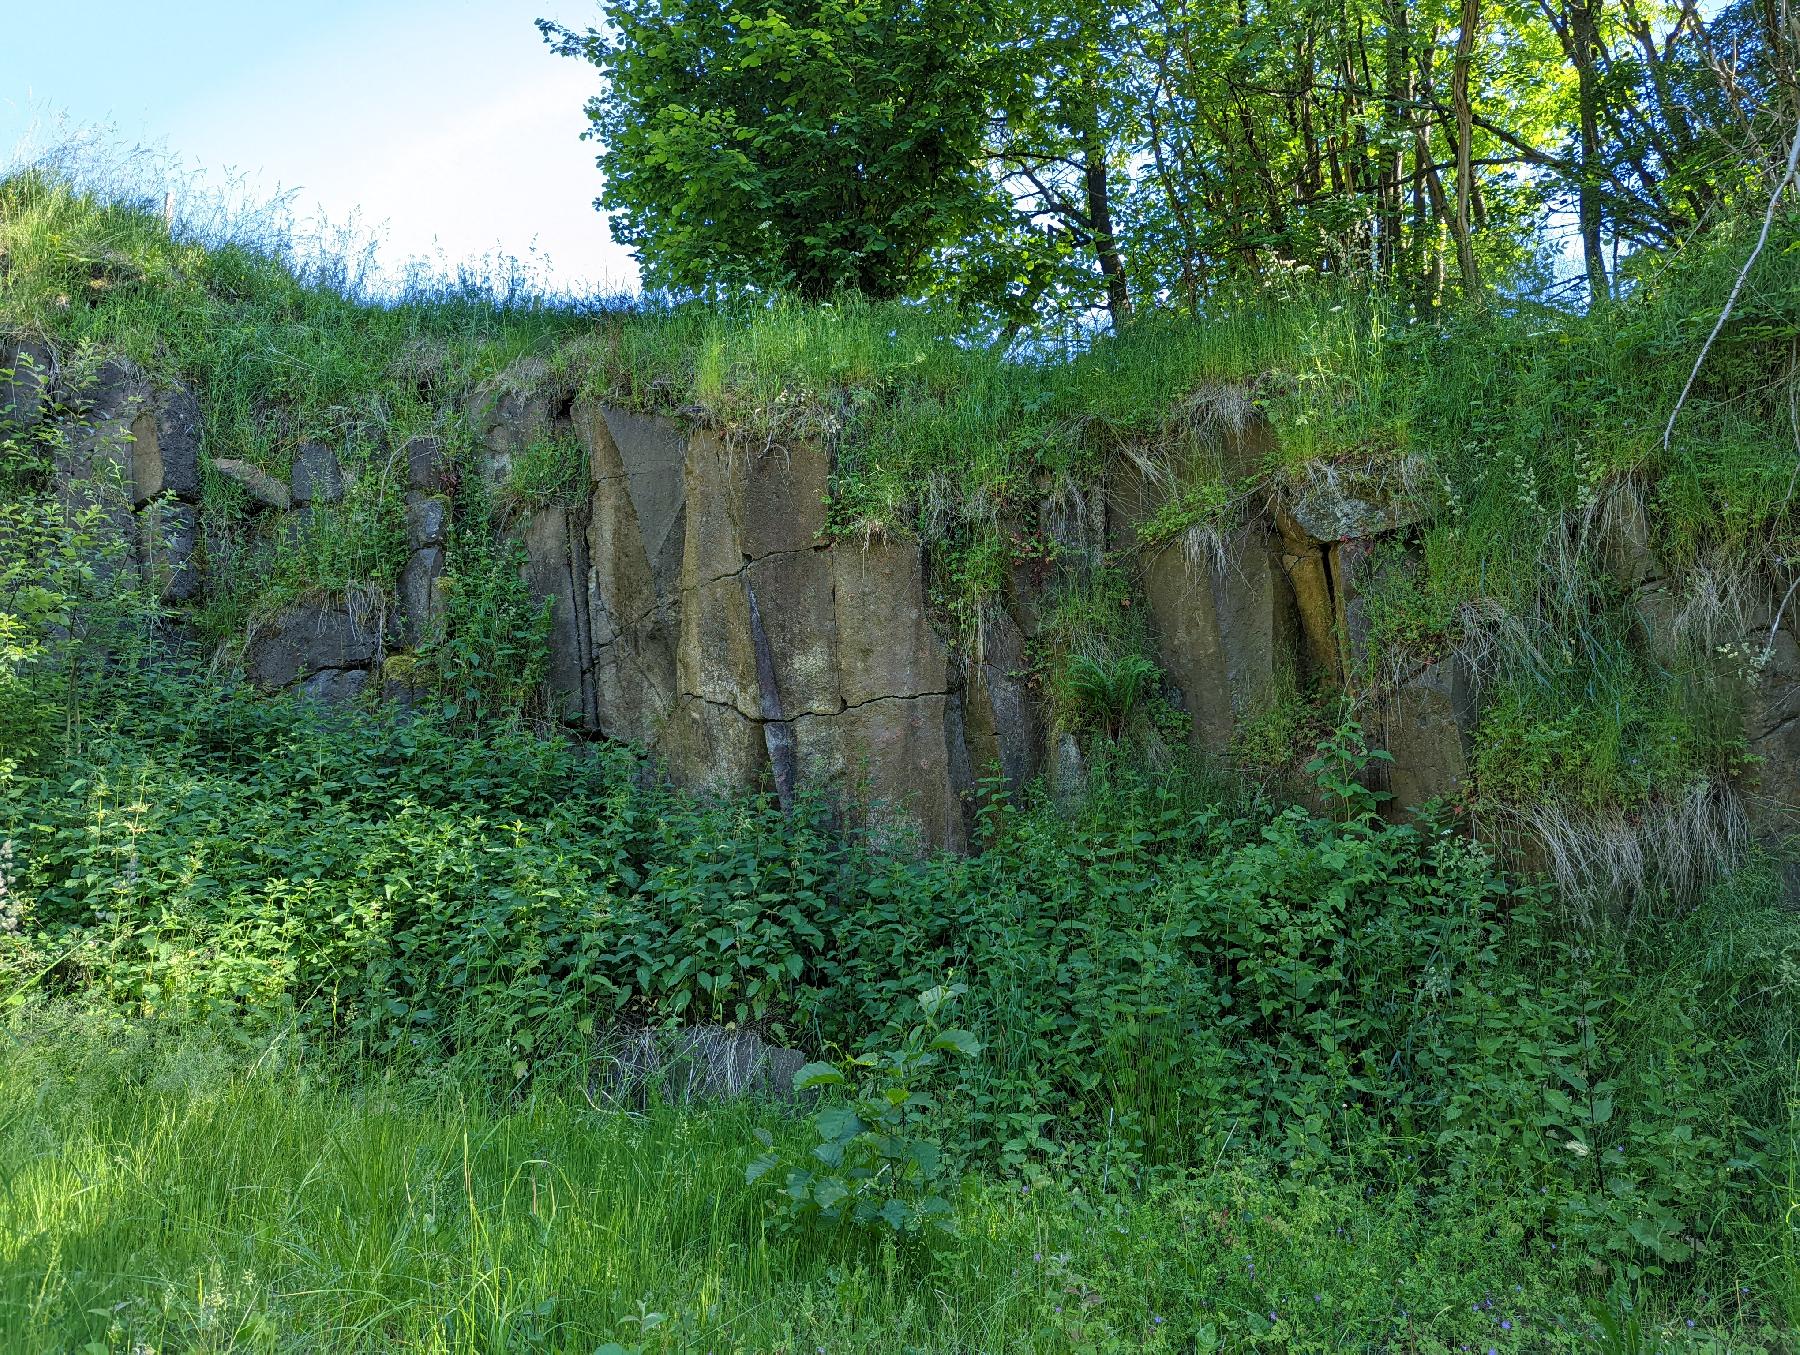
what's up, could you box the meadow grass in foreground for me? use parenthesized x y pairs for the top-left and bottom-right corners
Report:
(0, 1009), (1784, 1355)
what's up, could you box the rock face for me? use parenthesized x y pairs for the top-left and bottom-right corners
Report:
(1381, 657), (1476, 808)
(42, 353), (206, 601)
(1738, 585), (1800, 896)
(22, 333), (1794, 873)
(244, 599), (385, 693)
(0, 338), (52, 436)
(486, 400), (1494, 849)
(522, 407), (973, 848)
(400, 452), (450, 648)
(290, 442), (344, 506)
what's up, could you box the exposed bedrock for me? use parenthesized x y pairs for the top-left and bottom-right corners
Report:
(496, 402), (1488, 848)
(24, 332), (1795, 861)
(40, 354), (205, 602)
(525, 406), (973, 849)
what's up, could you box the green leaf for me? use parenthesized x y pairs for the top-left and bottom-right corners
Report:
(929, 1028), (981, 1057)
(792, 1061), (843, 1091)
(815, 1106), (863, 1141)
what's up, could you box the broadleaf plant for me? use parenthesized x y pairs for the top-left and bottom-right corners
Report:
(747, 981), (980, 1241)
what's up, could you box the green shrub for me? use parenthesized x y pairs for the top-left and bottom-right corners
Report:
(0, 683), (1793, 1312)
(749, 982), (980, 1242)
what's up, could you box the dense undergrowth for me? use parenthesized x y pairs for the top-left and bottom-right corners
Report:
(2, 673), (1798, 1348)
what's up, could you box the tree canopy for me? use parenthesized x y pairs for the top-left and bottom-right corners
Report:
(546, 0), (1796, 326)
(539, 0), (1016, 302)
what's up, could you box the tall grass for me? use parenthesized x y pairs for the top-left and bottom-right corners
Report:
(4, 1007), (1784, 1354)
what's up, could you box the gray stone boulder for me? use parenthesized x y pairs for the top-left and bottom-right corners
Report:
(130, 385), (202, 506)
(52, 358), (146, 581)
(289, 442), (344, 506)
(397, 485), (454, 648)
(398, 547), (447, 647)
(244, 601), (383, 694)
(1741, 586), (1800, 894)
(1381, 657), (1477, 812)
(138, 499), (201, 603)
(213, 458), (292, 511)
(1109, 449), (1300, 756)
(405, 492), (448, 548)
(582, 403), (681, 747)
(0, 337), (53, 436)
(464, 374), (569, 482)
(516, 504), (595, 720)
(961, 606), (1044, 797)
(598, 1025), (810, 1107)
(1279, 456), (1430, 543)
(296, 667), (371, 704)
(54, 356), (201, 507)
(405, 435), (448, 493)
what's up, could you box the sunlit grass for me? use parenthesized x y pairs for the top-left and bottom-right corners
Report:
(5, 1009), (1785, 1353)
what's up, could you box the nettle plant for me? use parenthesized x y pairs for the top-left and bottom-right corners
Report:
(748, 982), (981, 1241)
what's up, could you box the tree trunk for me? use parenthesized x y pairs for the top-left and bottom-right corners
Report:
(1084, 132), (1133, 326)
(1570, 0), (1610, 300)
(1450, 0), (1483, 294)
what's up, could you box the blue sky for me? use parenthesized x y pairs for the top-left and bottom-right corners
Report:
(2, 0), (640, 294)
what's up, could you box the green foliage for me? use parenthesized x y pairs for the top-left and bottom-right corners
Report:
(1302, 718), (1393, 818)
(501, 431), (587, 509)
(415, 471), (555, 729)
(1058, 652), (1161, 741)
(1228, 662), (1321, 773)
(541, 0), (1015, 303)
(749, 982), (980, 1240)
(0, 360), (164, 782)
(1471, 678), (1735, 816)
(3, 685), (1792, 1314)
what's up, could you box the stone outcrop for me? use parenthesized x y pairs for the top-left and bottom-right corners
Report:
(0, 338), (53, 436)
(464, 372), (572, 483)
(243, 597), (386, 698)
(1282, 457), (1429, 543)
(43, 354), (206, 602)
(214, 458), (292, 511)
(525, 408), (973, 848)
(1380, 657), (1476, 807)
(400, 440), (450, 648)
(290, 442), (344, 506)
(471, 396), (1494, 846)
(20, 331), (1795, 869)
(1738, 585), (1800, 891)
